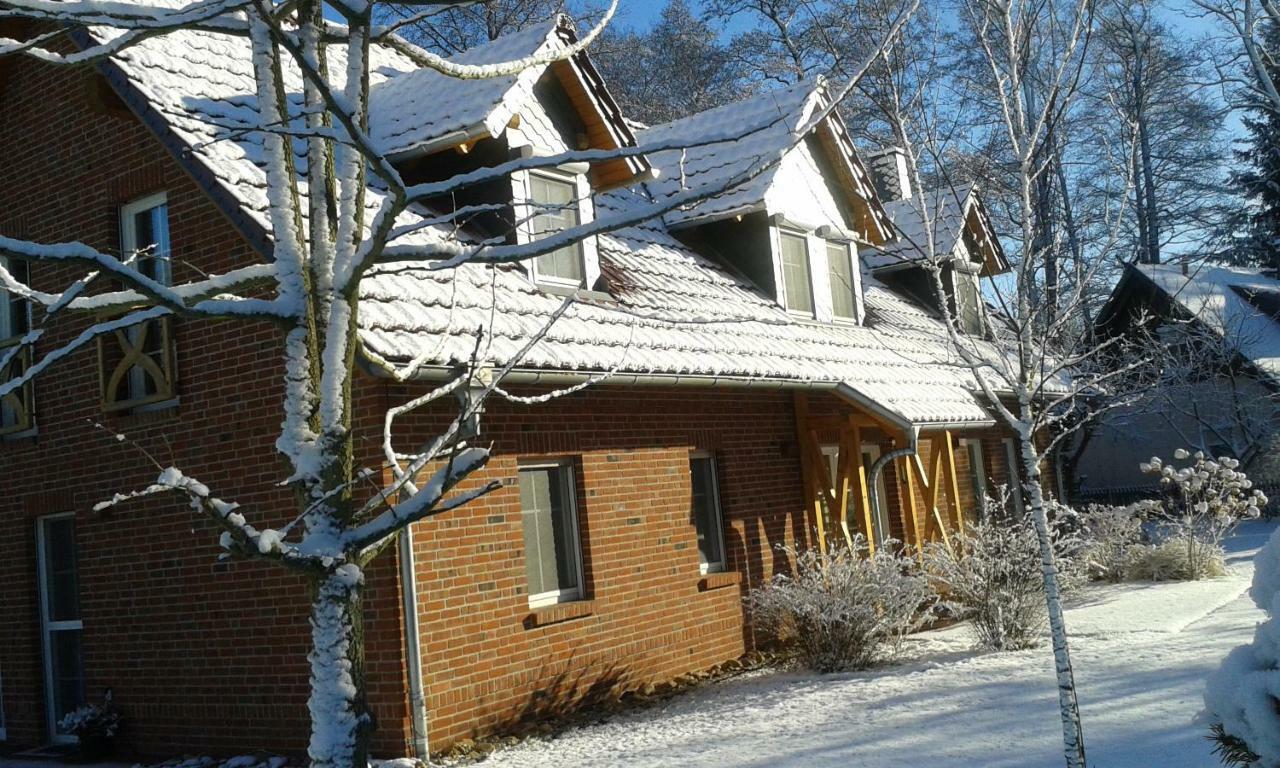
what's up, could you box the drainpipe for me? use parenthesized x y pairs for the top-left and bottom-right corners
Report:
(399, 528), (430, 760)
(867, 428), (920, 544)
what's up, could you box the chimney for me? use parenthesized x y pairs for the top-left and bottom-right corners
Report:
(868, 146), (912, 202)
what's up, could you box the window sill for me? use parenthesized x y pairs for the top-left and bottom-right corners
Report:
(105, 398), (180, 427)
(1, 426), (37, 443)
(698, 571), (741, 592)
(524, 599), (595, 629)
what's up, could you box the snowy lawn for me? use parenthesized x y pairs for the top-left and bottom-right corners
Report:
(476, 521), (1278, 768)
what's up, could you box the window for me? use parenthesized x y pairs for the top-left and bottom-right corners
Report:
(961, 438), (987, 517)
(1003, 438), (1025, 514)
(690, 452), (726, 573)
(37, 514), (83, 743)
(101, 194), (176, 412)
(779, 231), (814, 315)
(826, 240), (858, 320)
(0, 256), (33, 435)
(519, 462), (584, 607)
(528, 172), (585, 287)
(951, 265), (983, 335)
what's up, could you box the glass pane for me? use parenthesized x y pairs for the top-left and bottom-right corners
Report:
(780, 233), (813, 313)
(128, 202), (171, 286)
(530, 175), (584, 284)
(826, 242), (857, 318)
(49, 629), (84, 730)
(967, 443), (986, 510)
(690, 457), (724, 568)
(1, 257), (30, 339)
(42, 517), (80, 622)
(520, 466), (580, 598)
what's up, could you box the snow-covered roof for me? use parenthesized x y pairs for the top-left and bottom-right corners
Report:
(1132, 263), (1280, 381)
(866, 186), (1007, 276)
(87, 15), (1008, 429)
(636, 79), (894, 243)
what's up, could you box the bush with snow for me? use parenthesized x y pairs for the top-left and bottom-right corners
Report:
(745, 538), (936, 673)
(1206, 527), (1280, 765)
(1075, 503), (1145, 583)
(1138, 450), (1266, 581)
(924, 499), (1052, 651)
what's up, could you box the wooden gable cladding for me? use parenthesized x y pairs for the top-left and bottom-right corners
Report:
(963, 193), (1009, 276)
(546, 47), (649, 191)
(811, 110), (894, 246)
(792, 392), (966, 556)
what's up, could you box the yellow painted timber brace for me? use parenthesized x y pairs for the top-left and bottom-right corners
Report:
(793, 393), (828, 553)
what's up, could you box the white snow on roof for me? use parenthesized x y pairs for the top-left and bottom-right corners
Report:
(368, 21), (560, 158)
(1137, 262), (1280, 380)
(94, 17), (1006, 427)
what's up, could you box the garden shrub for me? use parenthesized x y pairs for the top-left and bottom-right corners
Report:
(745, 538), (936, 673)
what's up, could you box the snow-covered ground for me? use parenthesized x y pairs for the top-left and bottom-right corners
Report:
(477, 521), (1278, 768)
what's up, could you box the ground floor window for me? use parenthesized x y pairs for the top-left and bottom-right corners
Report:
(960, 438), (987, 517)
(519, 461), (585, 608)
(1003, 438), (1026, 514)
(37, 514), (83, 742)
(690, 452), (726, 573)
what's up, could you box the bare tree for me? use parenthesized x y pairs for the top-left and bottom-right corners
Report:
(0, 1), (921, 765)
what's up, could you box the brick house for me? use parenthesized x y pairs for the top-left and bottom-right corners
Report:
(0, 15), (1066, 760)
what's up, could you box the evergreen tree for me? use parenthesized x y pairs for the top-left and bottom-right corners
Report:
(1229, 22), (1280, 270)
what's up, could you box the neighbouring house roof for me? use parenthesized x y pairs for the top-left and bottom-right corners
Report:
(635, 79), (894, 244)
(1113, 262), (1280, 382)
(866, 185), (1008, 276)
(83, 12), (1012, 430)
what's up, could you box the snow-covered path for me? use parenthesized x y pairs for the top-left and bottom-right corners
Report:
(477, 522), (1277, 768)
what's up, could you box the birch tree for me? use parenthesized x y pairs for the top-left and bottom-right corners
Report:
(0, 1), (920, 765)
(864, 1), (1155, 765)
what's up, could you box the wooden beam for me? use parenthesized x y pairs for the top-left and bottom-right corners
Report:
(793, 392), (827, 553)
(899, 454), (923, 553)
(943, 431), (966, 530)
(851, 421), (876, 556)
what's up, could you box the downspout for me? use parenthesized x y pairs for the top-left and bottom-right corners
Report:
(867, 427), (920, 543)
(399, 524), (430, 759)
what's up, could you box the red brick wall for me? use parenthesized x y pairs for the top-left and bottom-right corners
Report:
(0, 56), (410, 758)
(382, 384), (813, 748)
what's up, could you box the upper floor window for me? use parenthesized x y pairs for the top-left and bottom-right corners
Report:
(690, 452), (726, 573)
(825, 240), (858, 320)
(950, 264), (983, 335)
(523, 170), (595, 289)
(0, 256), (33, 436)
(779, 230), (814, 315)
(519, 460), (585, 608)
(100, 193), (176, 413)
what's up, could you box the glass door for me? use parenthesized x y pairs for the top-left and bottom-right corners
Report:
(37, 514), (83, 743)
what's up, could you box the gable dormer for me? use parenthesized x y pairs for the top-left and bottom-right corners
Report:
(636, 79), (892, 325)
(865, 171), (1007, 334)
(368, 16), (651, 294)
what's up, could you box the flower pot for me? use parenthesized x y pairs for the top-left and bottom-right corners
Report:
(77, 733), (115, 762)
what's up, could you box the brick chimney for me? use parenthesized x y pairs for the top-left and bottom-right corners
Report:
(868, 146), (912, 202)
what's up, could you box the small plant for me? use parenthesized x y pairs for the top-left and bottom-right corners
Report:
(924, 499), (1049, 651)
(1209, 722), (1262, 766)
(1076, 504), (1144, 583)
(745, 538), (936, 672)
(58, 689), (121, 759)
(1139, 449), (1266, 580)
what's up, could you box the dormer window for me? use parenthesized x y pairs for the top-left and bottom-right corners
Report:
(947, 262), (984, 335)
(825, 240), (858, 321)
(519, 168), (599, 291)
(778, 230), (815, 315)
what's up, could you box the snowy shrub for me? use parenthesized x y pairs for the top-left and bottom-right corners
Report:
(1206, 527), (1280, 765)
(1126, 537), (1226, 581)
(57, 689), (121, 739)
(1076, 504), (1144, 583)
(924, 505), (1048, 651)
(1138, 450), (1266, 581)
(745, 538), (936, 673)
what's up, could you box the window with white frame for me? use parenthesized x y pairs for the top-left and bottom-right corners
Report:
(690, 452), (726, 573)
(519, 461), (585, 607)
(101, 193), (176, 412)
(0, 256), (33, 435)
(1003, 438), (1025, 514)
(951, 264), (983, 335)
(526, 171), (587, 287)
(960, 438), (987, 517)
(779, 230), (814, 315)
(825, 240), (858, 320)
(37, 513), (83, 742)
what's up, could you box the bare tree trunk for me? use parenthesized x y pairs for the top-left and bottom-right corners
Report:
(308, 566), (373, 768)
(1019, 423), (1087, 768)
(1138, 112), (1160, 263)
